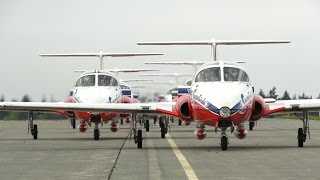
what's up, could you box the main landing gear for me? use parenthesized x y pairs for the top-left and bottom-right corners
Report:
(159, 116), (169, 138)
(295, 111), (310, 147)
(70, 119), (76, 129)
(249, 121), (255, 131)
(144, 116), (150, 132)
(28, 111), (38, 139)
(131, 113), (143, 148)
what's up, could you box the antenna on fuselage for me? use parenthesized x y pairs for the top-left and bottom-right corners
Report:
(39, 51), (163, 70)
(138, 39), (291, 61)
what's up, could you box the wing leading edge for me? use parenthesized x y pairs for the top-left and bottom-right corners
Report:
(0, 102), (177, 116)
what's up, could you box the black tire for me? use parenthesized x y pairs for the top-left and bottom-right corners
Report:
(178, 119), (182, 126)
(249, 122), (254, 131)
(221, 136), (228, 151)
(153, 116), (157, 124)
(94, 129), (100, 140)
(145, 120), (150, 132)
(120, 118), (123, 125)
(137, 130), (143, 148)
(32, 124), (38, 140)
(71, 119), (76, 129)
(298, 128), (304, 147)
(160, 123), (165, 138)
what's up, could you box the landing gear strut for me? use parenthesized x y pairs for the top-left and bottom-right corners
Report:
(153, 116), (157, 124)
(28, 111), (38, 139)
(91, 115), (101, 140)
(295, 111), (310, 147)
(131, 113), (143, 148)
(220, 127), (229, 151)
(145, 119), (150, 132)
(71, 119), (76, 129)
(216, 120), (233, 151)
(160, 116), (169, 138)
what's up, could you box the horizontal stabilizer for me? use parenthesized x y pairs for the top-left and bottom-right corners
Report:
(144, 60), (206, 66)
(140, 73), (192, 77)
(120, 79), (153, 82)
(106, 68), (159, 73)
(138, 39), (290, 61)
(39, 52), (163, 57)
(138, 40), (291, 46)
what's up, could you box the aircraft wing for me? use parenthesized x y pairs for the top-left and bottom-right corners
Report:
(0, 102), (177, 116)
(265, 99), (320, 116)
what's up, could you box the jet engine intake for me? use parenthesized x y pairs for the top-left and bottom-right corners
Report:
(174, 95), (193, 121)
(249, 95), (266, 121)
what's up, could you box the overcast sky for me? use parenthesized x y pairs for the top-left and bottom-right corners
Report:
(1, 0), (320, 101)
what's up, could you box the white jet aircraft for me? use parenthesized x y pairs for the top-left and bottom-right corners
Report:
(2, 40), (320, 150)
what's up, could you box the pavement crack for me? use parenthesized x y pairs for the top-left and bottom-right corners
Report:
(107, 131), (130, 180)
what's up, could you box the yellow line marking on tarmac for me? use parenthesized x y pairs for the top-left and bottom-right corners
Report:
(166, 133), (199, 180)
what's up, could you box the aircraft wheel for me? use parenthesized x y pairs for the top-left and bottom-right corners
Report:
(145, 120), (150, 132)
(178, 119), (182, 126)
(31, 124), (38, 139)
(298, 128), (304, 147)
(153, 116), (157, 124)
(160, 123), (166, 138)
(221, 136), (228, 151)
(120, 118), (123, 125)
(94, 129), (100, 140)
(137, 130), (143, 148)
(71, 119), (76, 129)
(249, 122), (254, 131)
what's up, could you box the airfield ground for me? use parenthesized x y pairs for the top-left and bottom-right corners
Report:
(1, 118), (320, 180)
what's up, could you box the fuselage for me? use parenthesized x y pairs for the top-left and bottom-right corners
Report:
(67, 70), (126, 122)
(177, 61), (254, 126)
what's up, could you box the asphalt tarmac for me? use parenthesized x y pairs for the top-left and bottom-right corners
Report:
(1, 118), (320, 180)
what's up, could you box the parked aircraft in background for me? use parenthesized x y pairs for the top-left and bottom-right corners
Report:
(2, 40), (320, 151)
(0, 52), (162, 142)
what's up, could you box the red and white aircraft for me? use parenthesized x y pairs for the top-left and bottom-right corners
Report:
(0, 51), (162, 141)
(2, 40), (320, 150)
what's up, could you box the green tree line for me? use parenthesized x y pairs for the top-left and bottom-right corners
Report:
(258, 86), (320, 100)
(258, 87), (320, 118)
(0, 94), (66, 120)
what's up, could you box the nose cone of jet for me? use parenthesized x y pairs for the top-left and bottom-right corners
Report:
(74, 87), (116, 103)
(193, 83), (251, 111)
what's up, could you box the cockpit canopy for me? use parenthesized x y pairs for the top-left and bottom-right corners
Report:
(120, 84), (130, 90)
(76, 74), (119, 87)
(195, 66), (249, 83)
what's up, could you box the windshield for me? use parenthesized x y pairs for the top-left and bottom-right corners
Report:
(120, 85), (130, 89)
(223, 67), (249, 82)
(185, 80), (192, 86)
(195, 67), (221, 82)
(76, 75), (95, 87)
(98, 75), (118, 86)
